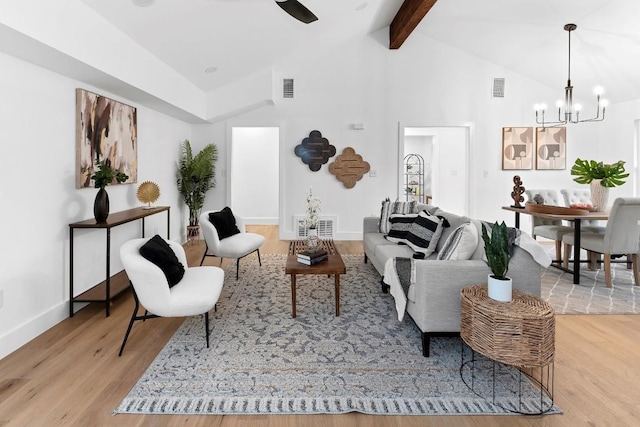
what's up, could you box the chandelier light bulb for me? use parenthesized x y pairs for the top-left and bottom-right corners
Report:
(601, 99), (609, 108)
(574, 103), (582, 112)
(594, 86), (604, 96)
(556, 100), (564, 108)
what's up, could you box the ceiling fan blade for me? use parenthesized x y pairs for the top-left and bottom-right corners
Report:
(275, 0), (318, 24)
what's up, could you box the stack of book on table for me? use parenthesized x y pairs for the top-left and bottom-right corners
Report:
(297, 248), (328, 265)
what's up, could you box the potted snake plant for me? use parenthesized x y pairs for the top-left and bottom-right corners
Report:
(481, 221), (512, 302)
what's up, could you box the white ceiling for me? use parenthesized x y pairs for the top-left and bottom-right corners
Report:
(81, 0), (640, 106)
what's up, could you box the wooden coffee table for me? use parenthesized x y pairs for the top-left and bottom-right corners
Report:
(285, 240), (346, 318)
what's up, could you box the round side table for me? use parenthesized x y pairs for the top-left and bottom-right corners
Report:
(459, 284), (555, 414)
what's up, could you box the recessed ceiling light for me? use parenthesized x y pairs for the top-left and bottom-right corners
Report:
(132, 0), (155, 7)
(205, 66), (218, 74)
(356, 2), (368, 11)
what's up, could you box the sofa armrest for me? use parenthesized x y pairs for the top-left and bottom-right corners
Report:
(363, 216), (380, 236)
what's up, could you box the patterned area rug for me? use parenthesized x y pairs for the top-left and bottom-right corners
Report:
(541, 249), (639, 314)
(116, 254), (559, 416)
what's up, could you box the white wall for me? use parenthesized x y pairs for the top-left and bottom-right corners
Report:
(230, 127), (279, 223)
(0, 51), (192, 359)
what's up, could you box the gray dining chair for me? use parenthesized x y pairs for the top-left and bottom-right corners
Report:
(562, 197), (640, 287)
(525, 189), (574, 262)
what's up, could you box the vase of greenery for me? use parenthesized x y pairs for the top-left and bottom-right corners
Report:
(570, 159), (628, 211)
(176, 139), (218, 241)
(481, 221), (512, 302)
(91, 159), (129, 223)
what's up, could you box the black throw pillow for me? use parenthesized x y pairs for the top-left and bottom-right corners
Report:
(139, 235), (185, 287)
(208, 207), (240, 240)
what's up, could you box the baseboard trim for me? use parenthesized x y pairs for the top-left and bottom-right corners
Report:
(0, 301), (69, 360)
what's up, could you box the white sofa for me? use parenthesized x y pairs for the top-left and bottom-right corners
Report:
(363, 204), (544, 357)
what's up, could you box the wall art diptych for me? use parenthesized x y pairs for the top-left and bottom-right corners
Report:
(294, 130), (336, 172)
(76, 88), (137, 188)
(502, 127), (533, 170)
(536, 127), (566, 170)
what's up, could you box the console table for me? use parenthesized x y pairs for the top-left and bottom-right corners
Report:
(69, 206), (170, 317)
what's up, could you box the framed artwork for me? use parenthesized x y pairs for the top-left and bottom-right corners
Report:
(502, 127), (533, 170)
(76, 88), (137, 188)
(536, 127), (566, 170)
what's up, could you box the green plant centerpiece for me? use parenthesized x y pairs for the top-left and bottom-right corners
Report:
(481, 221), (512, 302)
(570, 159), (628, 187)
(570, 158), (628, 211)
(90, 158), (129, 223)
(176, 139), (218, 240)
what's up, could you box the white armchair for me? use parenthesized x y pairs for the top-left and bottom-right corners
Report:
(562, 197), (640, 287)
(200, 209), (265, 279)
(119, 237), (224, 356)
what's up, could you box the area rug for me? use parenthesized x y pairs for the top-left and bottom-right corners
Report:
(541, 249), (639, 314)
(116, 254), (559, 416)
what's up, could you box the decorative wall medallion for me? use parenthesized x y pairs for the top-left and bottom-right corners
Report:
(328, 147), (370, 188)
(294, 130), (336, 172)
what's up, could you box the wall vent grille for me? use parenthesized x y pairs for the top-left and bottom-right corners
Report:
(492, 77), (505, 98)
(294, 216), (336, 239)
(283, 78), (294, 98)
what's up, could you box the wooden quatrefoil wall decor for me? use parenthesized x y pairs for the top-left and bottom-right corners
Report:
(329, 147), (370, 189)
(294, 130), (337, 172)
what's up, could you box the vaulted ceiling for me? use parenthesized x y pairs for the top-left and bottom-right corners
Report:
(80, 0), (640, 107)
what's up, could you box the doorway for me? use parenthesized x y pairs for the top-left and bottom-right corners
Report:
(400, 126), (470, 215)
(230, 127), (279, 224)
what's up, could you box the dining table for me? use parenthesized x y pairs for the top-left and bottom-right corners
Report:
(502, 205), (609, 284)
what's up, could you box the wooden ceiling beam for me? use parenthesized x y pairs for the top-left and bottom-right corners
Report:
(390, 0), (438, 49)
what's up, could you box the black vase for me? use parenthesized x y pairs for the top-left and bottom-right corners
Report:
(94, 187), (110, 223)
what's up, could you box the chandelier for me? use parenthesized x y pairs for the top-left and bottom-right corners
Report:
(534, 24), (608, 128)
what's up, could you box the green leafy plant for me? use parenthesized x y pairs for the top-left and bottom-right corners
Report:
(570, 158), (629, 188)
(481, 221), (510, 280)
(176, 139), (218, 227)
(91, 159), (129, 189)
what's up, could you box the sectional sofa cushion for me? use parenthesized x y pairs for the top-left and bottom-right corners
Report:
(436, 222), (478, 260)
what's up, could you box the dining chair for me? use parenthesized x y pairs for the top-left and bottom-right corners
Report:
(562, 197), (640, 287)
(119, 237), (224, 356)
(200, 208), (265, 279)
(524, 189), (575, 262)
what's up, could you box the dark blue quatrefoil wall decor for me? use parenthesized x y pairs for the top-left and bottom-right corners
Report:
(294, 130), (337, 172)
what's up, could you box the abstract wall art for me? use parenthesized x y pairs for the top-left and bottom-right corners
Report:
(536, 127), (566, 170)
(294, 130), (336, 172)
(502, 127), (533, 170)
(76, 88), (137, 188)
(328, 147), (370, 188)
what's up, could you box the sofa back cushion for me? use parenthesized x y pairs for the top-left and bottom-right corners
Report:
(436, 222), (478, 260)
(432, 208), (473, 253)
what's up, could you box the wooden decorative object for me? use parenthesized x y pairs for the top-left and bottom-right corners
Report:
(136, 181), (161, 209)
(524, 203), (590, 216)
(511, 175), (525, 208)
(328, 147), (370, 189)
(294, 130), (337, 172)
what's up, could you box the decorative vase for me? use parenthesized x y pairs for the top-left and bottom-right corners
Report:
(487, 274), (512, 302)
(307, 227), (319, 248)
(93, 187), (110, 223)
(187, 225), (200, 244)
(590, 179), (609, 212)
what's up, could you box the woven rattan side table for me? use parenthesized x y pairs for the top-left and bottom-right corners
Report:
(459, 284), (555, 414)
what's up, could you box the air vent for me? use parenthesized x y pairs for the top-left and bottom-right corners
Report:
(294, 216), (336, 239)
(283, 78), (294, 99)
(492, 78), (505, 98)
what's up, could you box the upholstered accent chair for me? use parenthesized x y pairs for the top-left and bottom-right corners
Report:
(525, 189), (575, 262)
(562, 197), (640, 287)
(200, 209), (265, 279)
(119, 237), (224, 356)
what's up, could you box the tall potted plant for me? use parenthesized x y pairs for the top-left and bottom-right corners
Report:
(176, 140), (218, 241)
(570, 158), (628, 211)
(91, 158), (129, 223)
(481, 221), (512, 302)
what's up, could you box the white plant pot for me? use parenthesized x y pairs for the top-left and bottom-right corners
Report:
(590, 179), (609, 212)
(487, 275), (512, 302)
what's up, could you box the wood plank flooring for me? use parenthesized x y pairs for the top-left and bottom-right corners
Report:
(0, 225), (639, 426)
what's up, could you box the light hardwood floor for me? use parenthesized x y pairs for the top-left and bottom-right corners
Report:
(1, 225), (639, 426)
